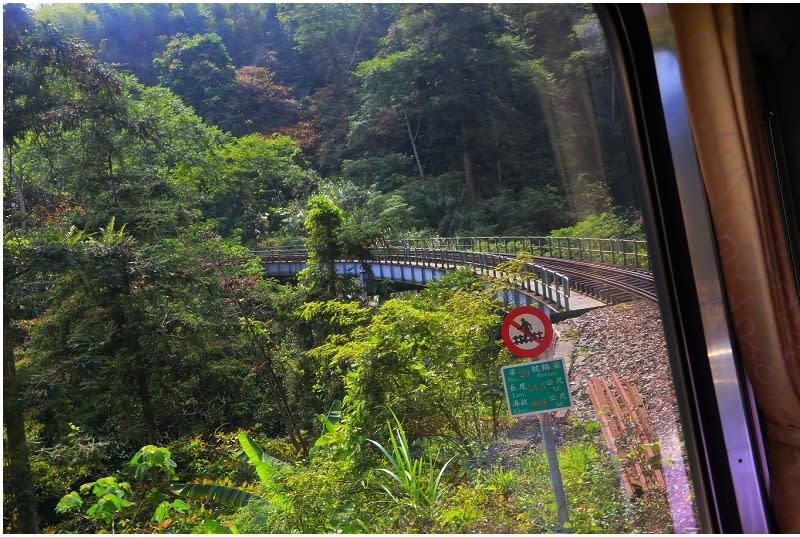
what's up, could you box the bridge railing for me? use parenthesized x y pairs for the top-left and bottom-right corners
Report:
(255, 241), (573, 310)
(385, 236), (649, 269)
(256, 237), (649, 268)
(371, 245), (570, 309)
(255, 236), (650, 309)
(256, 246), (307, 264)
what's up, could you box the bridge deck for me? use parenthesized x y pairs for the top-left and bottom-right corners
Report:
(560, 289), (605, 312)
(262, 258), (605, 315)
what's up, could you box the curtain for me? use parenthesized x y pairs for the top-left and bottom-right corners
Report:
(669, 4), (800, 532)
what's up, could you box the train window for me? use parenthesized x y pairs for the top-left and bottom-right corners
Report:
(494, 3), (778, 533)
(603, 4), (783, 533)
(490, 5), (711, 533)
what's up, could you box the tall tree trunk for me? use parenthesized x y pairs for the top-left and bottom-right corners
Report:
(463, 149), (476, 203)
(346, 14), (369, 72)
(135, 367), (157, 445)
(117, 267), (157, 444)
(3, 312), (40, 533)
(6, 149), (28, 230)
(491, 113), (503, 186)
(404, 110), (424, 178)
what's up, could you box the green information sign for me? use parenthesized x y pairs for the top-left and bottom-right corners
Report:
(501, 357), (572, 416)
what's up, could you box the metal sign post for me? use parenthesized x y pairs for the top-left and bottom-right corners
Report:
(500, 307), (571, 530)
(541, 411), (570, 528)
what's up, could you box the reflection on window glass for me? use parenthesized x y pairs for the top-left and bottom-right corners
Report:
(484, 5), (700, 533)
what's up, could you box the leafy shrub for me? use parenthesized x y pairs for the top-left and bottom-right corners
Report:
(549, 211), (644, 240)
(366, 412), (453, 530)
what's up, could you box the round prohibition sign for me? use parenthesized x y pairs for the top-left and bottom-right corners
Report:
(501, 305), (554, 358)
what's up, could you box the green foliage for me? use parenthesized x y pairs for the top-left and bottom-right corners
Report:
(55, 491), (83, 513)
(3, 4), (122, 148)
(52, 442), (240, 533)
(304, 195), (344, 264)
(168, 431), (290, 524)
(231, 66), (300, 137)
(56, 476), (135, 529)
(491, 251), (539, 295)
(320, 401), (343, 434)
(6, 72), (224, 241)
(200, 133), (317, 243)
(16, 222), (282, 475)
(169, 482), (256, 510)
(275, 4), (393, 171)
(310, 281), (506, 457)
(82, 478), (136, 526)
(27, 422), (110, 510)
(485, 467), (517, 497)
(153, 32), (237, 128)
(130, 445), (178, 482)
(232, 404), (372, 533)
(236, 432), (288, 490)
(152, 498), (190, 524)
(367, 411), (453, 527)
(297, 194), (373, 300)
(550, 211), (645, 240)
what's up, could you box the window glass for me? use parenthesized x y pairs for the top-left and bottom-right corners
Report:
(488, 4), (701, 532)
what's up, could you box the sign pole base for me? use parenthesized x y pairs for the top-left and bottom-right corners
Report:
(541, 412), (570, 530)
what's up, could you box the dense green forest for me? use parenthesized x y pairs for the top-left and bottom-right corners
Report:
(4, 3), (655, 533)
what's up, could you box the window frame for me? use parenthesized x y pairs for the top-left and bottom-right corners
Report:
(596, 4), (774, 532)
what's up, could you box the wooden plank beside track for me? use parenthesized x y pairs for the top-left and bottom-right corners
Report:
(587, 374), (666, 497)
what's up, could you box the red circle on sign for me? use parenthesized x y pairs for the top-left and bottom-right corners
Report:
(501, 306), (554, 358)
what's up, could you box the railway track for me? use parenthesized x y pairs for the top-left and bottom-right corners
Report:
(428, 249), (658, 305)
(437, 250), (658, 305)
(533, 256), (657, 303)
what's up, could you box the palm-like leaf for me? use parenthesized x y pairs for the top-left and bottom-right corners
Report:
(171, 433), (289, 513)
(237, 432), (277, 487)
(169, 483), (257, 509)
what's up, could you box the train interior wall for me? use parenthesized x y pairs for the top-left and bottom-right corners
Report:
(745, 4), (800, 289)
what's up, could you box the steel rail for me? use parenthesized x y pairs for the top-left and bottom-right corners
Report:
(530, 257), (658, 303)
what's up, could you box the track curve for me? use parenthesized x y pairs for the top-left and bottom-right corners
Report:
(257, 244), (659, 306)
(532, 256), (658, 303)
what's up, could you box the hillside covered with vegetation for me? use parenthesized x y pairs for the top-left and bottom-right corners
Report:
(3, 3), (658, 533)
